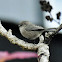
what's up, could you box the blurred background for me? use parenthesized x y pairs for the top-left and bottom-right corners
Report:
(0, 0), (43, 25)
(0, 0), (62, 62)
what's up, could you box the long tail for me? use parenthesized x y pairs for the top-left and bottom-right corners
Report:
(45, 28), (57, 32)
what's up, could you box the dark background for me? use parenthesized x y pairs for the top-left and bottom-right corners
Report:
(0, 21), (62, 62)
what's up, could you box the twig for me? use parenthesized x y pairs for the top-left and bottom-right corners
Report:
(50, 13), (60, 24)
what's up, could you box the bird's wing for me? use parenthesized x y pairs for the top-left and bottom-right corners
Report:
(25, 25), (44, 31)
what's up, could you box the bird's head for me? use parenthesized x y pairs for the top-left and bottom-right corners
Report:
(18, 21), (31, 27)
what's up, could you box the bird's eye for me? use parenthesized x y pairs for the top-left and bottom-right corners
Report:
(20, 24), (23, 26)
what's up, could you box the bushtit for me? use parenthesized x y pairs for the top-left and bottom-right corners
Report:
(18, 21), (56, 40)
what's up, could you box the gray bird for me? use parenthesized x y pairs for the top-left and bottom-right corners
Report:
(18, 21), (56, 40)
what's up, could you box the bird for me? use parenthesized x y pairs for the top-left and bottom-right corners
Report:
(18, 21), (56, 40)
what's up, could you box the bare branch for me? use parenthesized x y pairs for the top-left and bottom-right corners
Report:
(0, 21), (62, 62)
(0, 21), (38, 50)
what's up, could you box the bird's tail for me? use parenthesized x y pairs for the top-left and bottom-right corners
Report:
(45, 28), (57, 32)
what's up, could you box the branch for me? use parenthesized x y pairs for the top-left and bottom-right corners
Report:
(37, 43), (49, 62)
(0, 21), (50, 62)
(52, 24), (62, 35)
(0, 21), (62, 62)
(37, 24), (62, 62)
(0, 21), (38, 50)
(45, 24), (62, 43)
